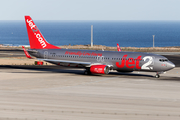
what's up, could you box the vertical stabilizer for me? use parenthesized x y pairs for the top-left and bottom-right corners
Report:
(25, 16), (60, 49)
(117, 43), (121, 52)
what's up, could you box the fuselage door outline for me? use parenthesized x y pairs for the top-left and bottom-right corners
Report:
(44, 51), (48, 59)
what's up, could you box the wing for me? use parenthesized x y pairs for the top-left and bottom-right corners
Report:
(37, 58), (105, 68)
(22, 47), (112, 68)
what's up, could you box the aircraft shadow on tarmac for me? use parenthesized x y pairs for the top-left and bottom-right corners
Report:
(0, 65), (180, 81)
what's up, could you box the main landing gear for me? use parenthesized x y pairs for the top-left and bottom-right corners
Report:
(84, 68), (91, 75)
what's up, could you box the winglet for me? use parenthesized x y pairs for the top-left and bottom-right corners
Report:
(22, 46), (32, 59)
(117, 43), (121, 52)
(25, 16), (60, 49)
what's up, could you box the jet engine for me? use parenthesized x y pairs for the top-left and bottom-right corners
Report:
(90, 65), (109, 74)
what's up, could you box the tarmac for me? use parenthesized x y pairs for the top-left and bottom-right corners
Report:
(0, 48), (180, 120)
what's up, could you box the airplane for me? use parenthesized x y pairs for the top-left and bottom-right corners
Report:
(23, 16), (175, 78)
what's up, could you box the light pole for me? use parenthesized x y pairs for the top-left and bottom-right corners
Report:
(152, 35), (155, 47)
(91, 25), (93, 47)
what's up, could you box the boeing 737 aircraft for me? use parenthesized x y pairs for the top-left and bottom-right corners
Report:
(23, 16), (175, 78)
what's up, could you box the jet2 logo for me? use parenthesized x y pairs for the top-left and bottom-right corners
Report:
(26, 19), (38, 33)
(26, 19), (47, 48)
(116, 55), (153, 70)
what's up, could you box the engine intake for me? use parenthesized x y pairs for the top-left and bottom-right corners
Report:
(90, 65), (109, 74)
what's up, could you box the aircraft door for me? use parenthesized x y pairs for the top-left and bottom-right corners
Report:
(160, 59), (167, 71)
(97, 56), (104, 63)
(44, 51), (48, 59)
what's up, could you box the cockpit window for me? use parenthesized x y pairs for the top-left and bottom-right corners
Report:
(159, 59), (168, 62)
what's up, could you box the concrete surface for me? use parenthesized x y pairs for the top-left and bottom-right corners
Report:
(0, 66), (180, 120)
(1, 48), (180, 120)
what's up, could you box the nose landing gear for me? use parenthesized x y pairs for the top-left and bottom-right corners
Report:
(155, 71), (165, 78)
(155, 74), (160, 78)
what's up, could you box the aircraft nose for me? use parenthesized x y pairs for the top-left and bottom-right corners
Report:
(167, 61), (175, 70)
(171, 63), (175, 68)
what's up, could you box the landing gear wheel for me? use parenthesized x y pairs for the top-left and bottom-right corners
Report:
(155, 74), (160, 78)
(84, 68), (91, 75)
(84, 70), (89, 75)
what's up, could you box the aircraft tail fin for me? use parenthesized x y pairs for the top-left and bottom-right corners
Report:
(25, 16), (60, 49)
(117, 43), (121, 52)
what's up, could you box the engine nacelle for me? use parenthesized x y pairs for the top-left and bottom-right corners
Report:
(90, 65), (109, 74)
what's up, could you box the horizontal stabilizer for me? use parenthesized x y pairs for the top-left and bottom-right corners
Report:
(22, 46), (32, 59)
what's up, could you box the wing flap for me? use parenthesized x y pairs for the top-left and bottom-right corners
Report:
(37, 58), (92, 67)
(37, 58), (111, 68)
